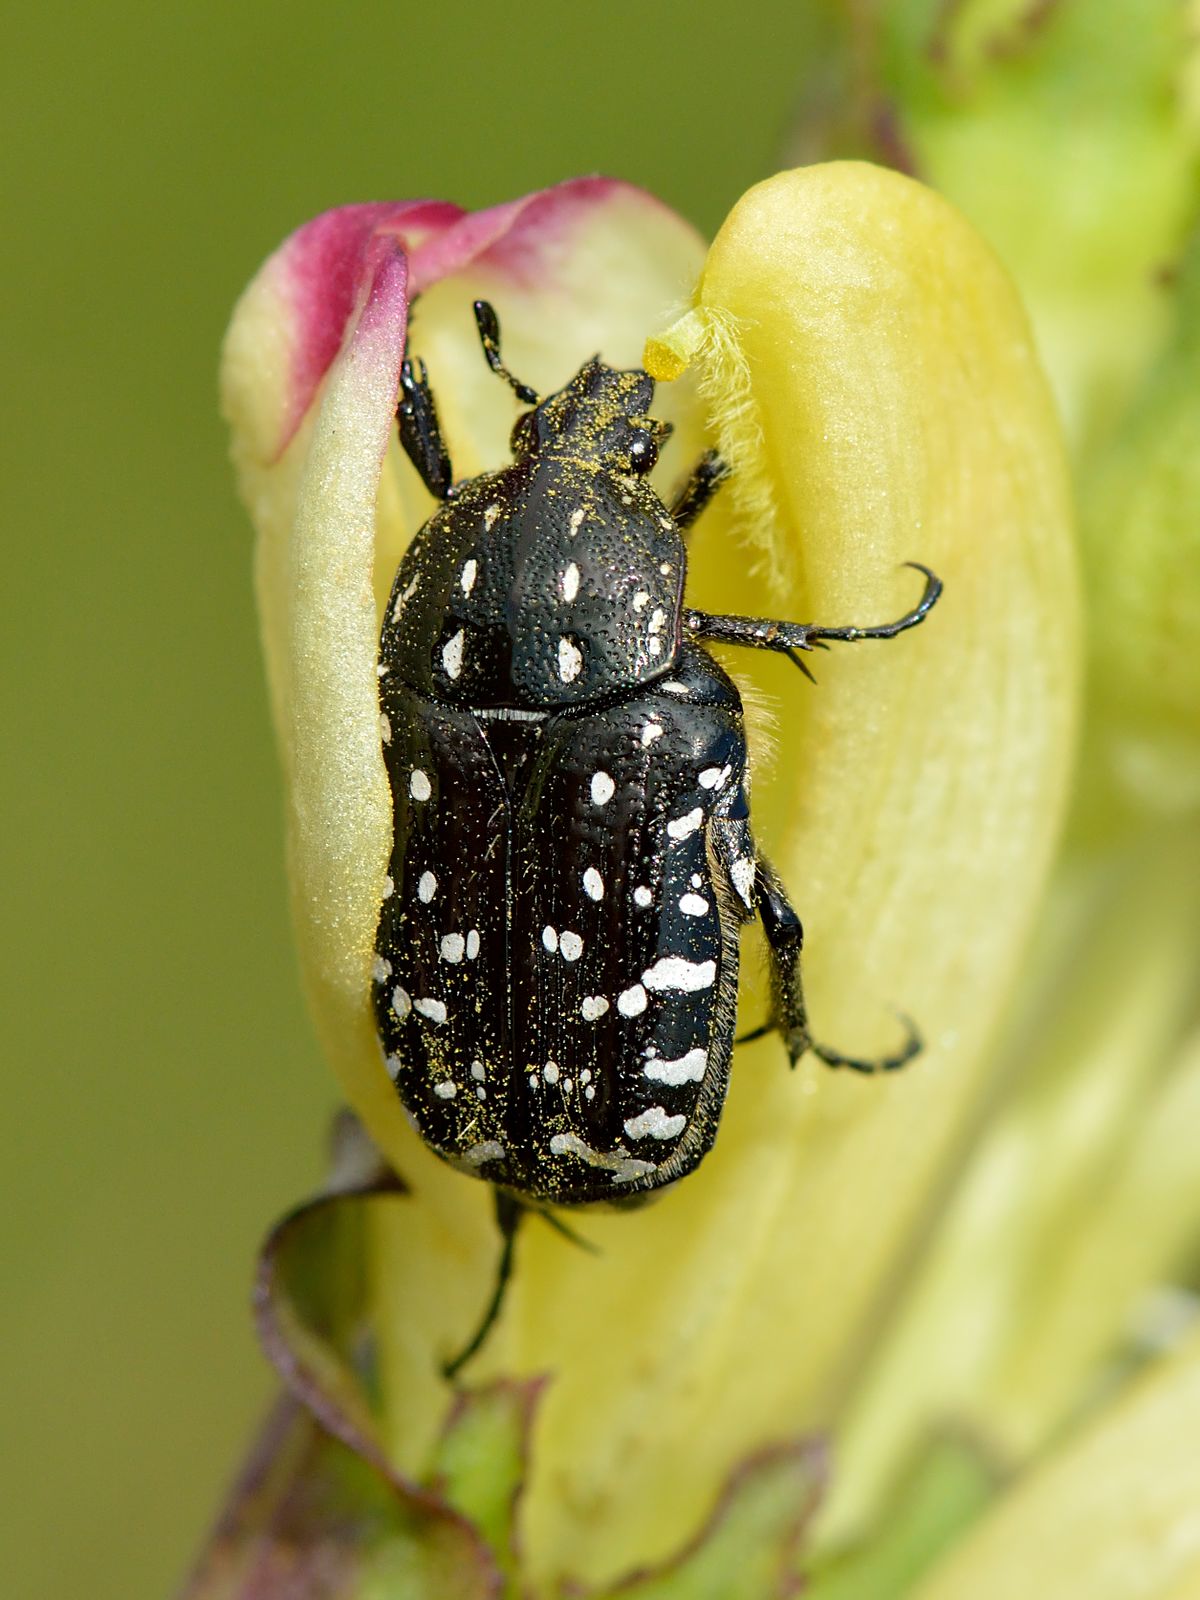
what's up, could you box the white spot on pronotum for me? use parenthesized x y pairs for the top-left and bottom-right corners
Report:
(648, 637), (662, 657)
(542, 925), (558, 953)
(568, 507), (585, 535)
(434, 1080), (457, 1099)
(633, 885), (652, 908)
(410, 770), (431, 801)
(460, 558), (477, 595)
(660, 562), (672, 576)
(591, 770), (615, 805)
(558, 635), (583, 683)
(662, 680), (688, 695)
(580, 995), (609, 1021)
(618, 982), (648, 1017)
(391, 985), (411, 1020)
(698, 766), (727, 789)
(439, 932), (465, 963)
(621, 493), (633, 506)
(465, 929), (480, 960)
(561, 562), (580, 602)
(644, 1048), (708, 1085)
(417, 870), (437, 903)
(649, 607), (666, 633)
(414, 996), (447, 1024)
(641, 720), (663, 747)
(633, 591), (650, 612)
(372, 955), (392, 984)
(379, 713), (392, 744)
(583, 867), (605, 901)
(544, 1061), (560, 1084)
(731, 857), (756, 907)
(442, 629), (465, 680)
(383, 876), (394, 898)
(624, 1106), (687, 1140)
(642, 956), (717, 993)
(679, 893), (709, 917)
(484, 503), (501, 530)
(667, 807), (704, 840)
(559, 930), (584, 962)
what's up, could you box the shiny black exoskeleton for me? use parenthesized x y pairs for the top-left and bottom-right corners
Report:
(373, 302), (940, 1372)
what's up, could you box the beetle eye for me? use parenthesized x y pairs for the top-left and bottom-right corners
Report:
(511, 411), (537, 456)
(628, 430), (659, 475)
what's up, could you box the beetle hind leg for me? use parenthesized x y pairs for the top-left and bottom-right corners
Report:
(442, 1188), (522, 1382)
(751, 855), (922, 1075)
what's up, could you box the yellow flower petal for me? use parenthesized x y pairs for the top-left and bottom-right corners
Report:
(511, 163), (1079, 1589)
(911, 1329), (1200, 1600)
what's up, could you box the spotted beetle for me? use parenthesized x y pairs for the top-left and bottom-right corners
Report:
(373, 302), (940, 1372)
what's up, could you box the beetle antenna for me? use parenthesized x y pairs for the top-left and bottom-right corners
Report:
(473, 300), (541, 406)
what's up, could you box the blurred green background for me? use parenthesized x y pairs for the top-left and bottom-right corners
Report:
(2, 4), (818, 1595)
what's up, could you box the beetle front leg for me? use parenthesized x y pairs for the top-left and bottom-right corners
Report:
(753, 857), (921, 1075)
(683, 563), (943, 671)
(397, 356), (454, 501)
(669, 448), (730, 534)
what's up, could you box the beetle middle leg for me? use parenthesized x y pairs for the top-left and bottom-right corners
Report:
(740, 854), (921, 1075)
(683, 562), (942, 662)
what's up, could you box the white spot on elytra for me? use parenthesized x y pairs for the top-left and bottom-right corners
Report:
(731, 857), (756, 907)
(391, 986), (411, 1020)
(434, 1080), (457, 1099)
(698, 766), (727, 789)
(580, 995), (609, 1021)
(410, 770), (431, 801)
(618, 983), (648, 1017)
(558, 635), (583, 683)
(528, 1074), (538, 1090)
(466, 929), (480, 960)
(379, 713), (392, 744)
(417, 870), (437, 903)
(471, 1059), (485, 1081)
(372, 955), (392, 984)
(383, 875), (394, 898)
(642, 956), (717, 993)
(624, 1106), (687, 1140)
(542, 925), (558, 953)
(641, 721), (663, 747)
(414, 996), (447, 1024)
(660, 562), (672, 576)
(561, 562), (580, 602)
(442, 629), (465, 680)
(585, 1085), (596, 1100)
(439, 932), (465, 963)
(690, 873), (703, 887)
(648, 637), (662, 656)
(649, 607), (666, 633)
(583, 867), (604, 901)
(563, 1078), (574, 1094)
(544, 1061), (560, 1084)
(680, 893), (709, 917)
(476, 1085), (486, 1100)
(559, 930), (584, 961)
(633, 591), (650, 612)
(581, 1069), (592, 1084)
(591, 770), (615, 805)
(460, 558), (477, 595)
(667, 807), (704, 840)
(633, 885), (652, 908)
(385, 1052), (402, 1081)
(391, 574), (419, 621)
(644, 1047), (708, 1085)
(662, 680), (688, 695)
(484, 503), (501, 530)
(568, 507), (585, 535)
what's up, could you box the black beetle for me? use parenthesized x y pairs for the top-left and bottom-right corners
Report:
(373, 302), (940, 1372)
